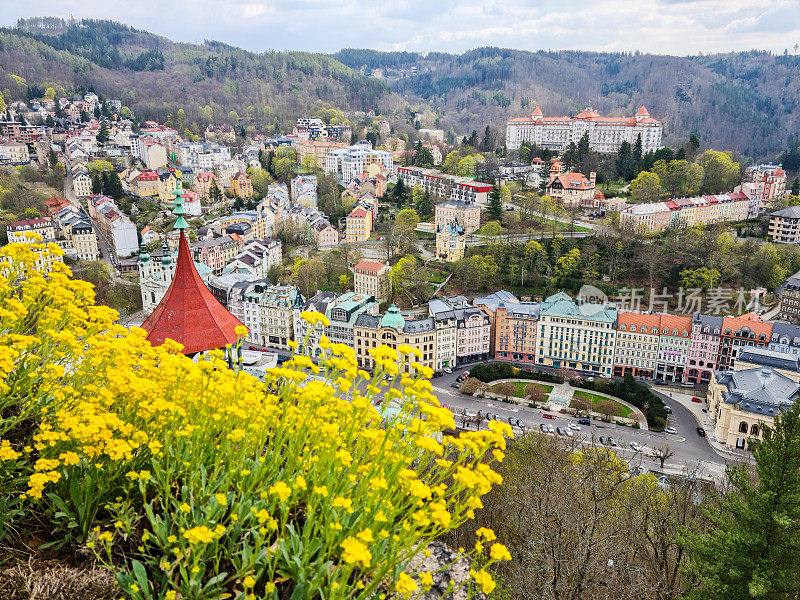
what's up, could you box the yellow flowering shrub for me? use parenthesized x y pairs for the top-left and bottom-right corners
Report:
(0, 242), (510, 599)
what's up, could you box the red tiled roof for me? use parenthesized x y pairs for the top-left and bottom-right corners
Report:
(659, 314), (692, 337)
(636, 105), (650, 116)
(531, 106), (543, 116)
(141, 230), (245, 355)
(354, 260), (387, 274)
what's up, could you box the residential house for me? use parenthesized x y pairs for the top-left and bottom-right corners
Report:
(354, 305), (437, 374)
(6, 218), (55, 243)
(353, 260), (391, 303)
(435, 220), (466, 262)
(768, 206), (800, 244)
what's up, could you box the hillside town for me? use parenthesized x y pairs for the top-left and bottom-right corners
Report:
(6, 7), (800, 600)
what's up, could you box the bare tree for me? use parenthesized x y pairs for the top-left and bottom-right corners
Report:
(652, 445), (676, 469)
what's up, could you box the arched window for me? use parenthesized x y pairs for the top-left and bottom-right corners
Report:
(751, 424), (759, 436)
(739, 421), (749, 433)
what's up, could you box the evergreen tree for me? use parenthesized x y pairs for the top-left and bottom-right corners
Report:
(416, 190), (432, 218)
(488, 185), (504, 222)
(480, 126), (493, 152)
(393, 179), (407, 206)
(577, 132), (591, 161)
(80, 110), (88, 123)
(792, 178), (800, 197)
(97, 122), (109, 144)
(210, 180), (223, 204)
(91, 172), (102, 195)
(468, 130), (479, 148)
(616, 141), (635, 181)
(676, 147), (687, 160)
(686, 400), (800, 599)
(48, 148), (58, 169)
(105, 170), (124, 199)
(94, 105), (101, 119)
(689, 133), (701, 151)
(632, 133), (643, 166)
(45, 115), (55, 128)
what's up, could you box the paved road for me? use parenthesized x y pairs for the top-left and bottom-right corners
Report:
(427, 367), (729, 480)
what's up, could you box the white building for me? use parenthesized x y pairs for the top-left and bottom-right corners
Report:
(138, 243), (213, 315)
(506, 105), (663, 154)
(291, 174), (318, 208)
(325, 143), (393, 184)
(177, 142), (230, 171)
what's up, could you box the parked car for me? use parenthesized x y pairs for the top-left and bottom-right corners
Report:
(630, 442), (641, 452)
(450, 382), (460, 389)
(681, 382), (695, 388)
(664, 405), (672, 414)
(653, 379), (668, 385)
(443, 367), (452, 374)
(462, 371), (470, 378)
(568, 423), (581, 431)
(432, 371), (442, 378)
(586, 376), (595, 383)
(556, 427), (565, 436)
(599, 436), (607, 445)
(609, 438), (618, 447)
(665, 427), (678, 434)
(691, 396), (702, 403)
(696, 427), (706, 437)
(486, 413), (495, 421)
(577, 418), (591, 426)
(565, 428), (574, 437)
(540, 423), (548, 432)
(515, 419), (524, 428)
(547, 424), (555, 433)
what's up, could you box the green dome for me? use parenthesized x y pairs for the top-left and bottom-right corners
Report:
(381, 305), (406, 331)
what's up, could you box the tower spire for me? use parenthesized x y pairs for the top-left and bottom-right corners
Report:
(172, 187), (189, 231)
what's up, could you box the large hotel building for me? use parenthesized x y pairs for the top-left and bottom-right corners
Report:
(506, 105), (663, 154)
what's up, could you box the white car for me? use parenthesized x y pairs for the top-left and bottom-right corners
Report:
(569, 424), (581, 431)
(565, 428), (574, 437)
(444, 367), (452, 374)
(547, 424), (555, 433)
(665, 427), (678, 435)
(629, 442), (641, 452)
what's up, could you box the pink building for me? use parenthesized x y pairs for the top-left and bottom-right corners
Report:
(456, 308), (491, 364)
(686, 314), (723, 384)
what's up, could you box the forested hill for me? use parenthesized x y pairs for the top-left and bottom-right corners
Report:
(333, 47), (800, 160)
(0, 18), (401, 133)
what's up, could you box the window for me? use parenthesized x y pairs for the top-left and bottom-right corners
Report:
(739, 421), (749, 434)
(751, 424), (759, 436)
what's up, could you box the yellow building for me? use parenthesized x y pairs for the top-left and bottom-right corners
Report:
(131, 171), (160, 198)
(345, 207), (372, 243)
(353, 306), (437, 375)
(435, 220), (466, 262)
(296, 140), (346, 169)
(230, 172), (254, 199)
(157, 169), (182, 203)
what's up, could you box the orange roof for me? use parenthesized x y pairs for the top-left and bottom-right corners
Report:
(617, 312), (661, 334)
(532, 106), (543, 116)
(594, 190), (605, 200)
(721, 313), (773, 338)
(635, 105), (650, 116)
(659, 314), (692, 337)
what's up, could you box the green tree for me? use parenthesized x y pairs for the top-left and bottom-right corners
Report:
(442, 150), (460, 174)
(416, 190), (432, 219)
(392, 179), (408, 206)
(209, 180), (223, 204)
(555, 248), (581, 282)
(630, 171), (661, 203)
(686, 401), (800, 600)
(97, 122), (110, 144)
(679, 267), (721, 290)
(394, 208), (419, 232)
(488, 185), (504, 222)
(697, 150), (740, 194)
(456, 156), (476, 178)
(792, 178), (799, 197)
(272, 157), (294, 181)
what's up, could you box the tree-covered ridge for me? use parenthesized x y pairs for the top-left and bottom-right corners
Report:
(336, 47), (800, 159)
(0, 19), (395, 133)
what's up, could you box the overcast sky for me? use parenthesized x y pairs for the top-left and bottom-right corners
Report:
(8, 0), (800, 55)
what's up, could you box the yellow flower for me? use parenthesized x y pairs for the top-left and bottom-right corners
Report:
(340, 536), (371, 568)
(490, 542), (512, 561)
(183, 526), (216, 545)
(215, 493), (228, 506)
(419, 571), (434, 589)
(313, 485), (328, 497)
(269, 481), (292, 502)
(235, 325), (248, 336)
(471, 569), (496, 594)
(179, 503), (191, 513)
(395, 573), (418, 596)
(243, 575), (256, 588)
(475, 527), (497, 542)
(0, 440), (20, 461)
(356, 528), (374, 543)
(130, 584), (140, 594)
(165, 592), (177, 600)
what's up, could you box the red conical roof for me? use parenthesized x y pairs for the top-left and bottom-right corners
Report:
(636, 105), (650, 116)
(141, 230), (245, 355)
(532, 106), (543, 116)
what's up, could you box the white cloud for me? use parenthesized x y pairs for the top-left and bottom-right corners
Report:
(7, 0), (800, 54)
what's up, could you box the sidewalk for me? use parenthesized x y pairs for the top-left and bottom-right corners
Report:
(663, 389), (754, 464)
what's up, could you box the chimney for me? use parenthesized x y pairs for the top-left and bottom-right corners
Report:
(589, 172), (596, 186)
